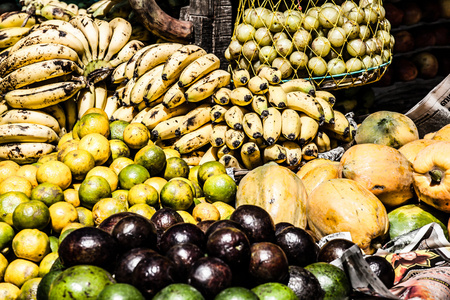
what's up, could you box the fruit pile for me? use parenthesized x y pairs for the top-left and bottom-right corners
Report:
(226, 1), (394, 80)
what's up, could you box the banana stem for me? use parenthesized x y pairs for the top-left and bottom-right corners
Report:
(128, 0), (193, 43)
(429, 168), (443, 183)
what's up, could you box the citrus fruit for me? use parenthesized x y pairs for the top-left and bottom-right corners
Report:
(72, 121), (80, 139)
(82, 107), (109, 119)
(12, 228), (50, 262)
(64, 188), (80, 207)
(92, 198), (129, 226)
(48, 265), (115, 299)
(144, 177), (167, 194)
(198, 161), (227, 186)
(12, 200), (50, 231)
(78, 175), (112, 209)
(212, 201), (235, 220)
(0, 160), (20, 183)
(153, 283), (204, 300)
(62, 149), (96, 180)
(388, 204), (449, 240)
(0, 282), (21, 300)
(177, 210), (197, 224)
(4, 259), (39, 288)
(110, 120), (129, 141)
(128, 204), (157, 219)
(118, 164), (151, 190)
(109, 139), (131, 161)
(36, 270), (63, 300)
(0, 222), (15, 252)
(0, 175), (33, 198)
(192, 202), (221, 222)
(78, 133), (111, 166)
(30, 182), (64, 207)
(163, 157), (189, 180)
(38, 152), (58, 163)
(97, 283), (145, 300)
(61, 222), (84, 235)
(36, 161), (72, 190)
(16, 165), (38, 188)
(57, 139), (80, 161)
(111, 189), (128, 202)
(123, 123), (150, 149)
(202, 174), (237, 203)
(128, 184), (159, 208)
(48, 202), (78, 233)
(160, 179), (194, 210)
(109, 157), (134, 175)
(304, 262), (351, 300)
(188, 165), (201, 183)
(57, 132), (75, 149)
(252, 282), (297, 300)
(86, 166), (119, 192)
(134, 145), (166, 175)
(163, 148), (181, 159)
(18, 276), (41, 299)
(76, 207), (94, 227)
(191, 181), (203, 197)
(0, 253), (7, 281)
(77, 113), (110, 139)
(39, 252), (59, 277)
(0, 192), (29, 225)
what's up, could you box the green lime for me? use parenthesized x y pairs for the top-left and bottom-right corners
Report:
(76, 207), (94, 227)
(92, 198), (128, 226)
(96, 283), (145, 300)
(18, 277), (41, 300)
(134, 145), (166, 176)
(111, 189), (129, 202)
(197, 161), (226, 186)
(160, 179), (194, 211)
(304, 262), (351, 300)
(0, 191), (29, 225)
(216, 287), (259, 300)
(109, 139), (131, 161)
(128, 184), (159, 208)
(202, 174), (237, 203)
(118, 164), (151, 190)
(110, 120), (130, 141)
(36, 270), (63, 300)
(153, 283), (204, 300)
(252, 282), (297, 300)
(0, 222), (15, 253)
(77, 113), (110, 139)
(30, 183), (64, 207)
(188, 165), (200, 183)
(163, 157), (189, 180)
(12, 200), (50, 231)
(78, 176), (112, 209)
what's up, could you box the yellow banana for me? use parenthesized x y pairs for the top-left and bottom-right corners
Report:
(176, 104), (212, 137)
(280, 78), (316, 96)
(94, 19), (112, 61)
(210, 105), (230, 124)
(267, 85), (287, 109)
(94, 82), (108, 110)
(76, 87), (95, 118)
(0, 142), (55, 164)
(240, 142), (262, 170)
(302, 142), (319, 161)
(111, 61), (127, 84)
(70, 15), (99, 60)
(104, 17), (132, 62)
(131, 106), (151, 124)
(322, 110), (350, 136)
(142, 103), (195, 130)
(62, 96), (77, 130)
(0, 27), (32, 48)
(111, 105), (138, 122)
(225, 128), (246, 150)
(181, 151), (205, 166)
(134, 43), (183, 78)
(151, 115), (184, 140)
(185, 70), (231, 103)
(251, 94), (269, 118)
(282, 141), (303, 168)
(163, 83), (186, 109)
(219, 154), (244, 169)
(108, 39), (144, 68)
(0, 109), (60, 134)
(213, 87), (231, 105)
(0, 123), (59, 144)
(247, 75), (269, 95)
(217, 145), (235, 159)
(198, 146), (219, 165)
(232, 68), (250, 88)
(119, 76), (137, 106)
(281, 109), (302, 141)
(210, 123), (228, 147)
(315, 90), (336, 106)
(315, 97), (335, 124)
(129, 64), (164, 105)
(178, 53), (221, 88)
(257, 66), (281, 85)
(0, 11), (36, 28)
(242, 112), (263, 139)
(263, 144), (287, 164)
(230, 87), (254, 106)
(314, 131), (332, 153)
(173, 123), (213, 154)
(263, 107), (282, 145)
(224, 105), (248, 130)
(103, 94), (119, 120)
(298, 113), (319, 146)
(40, 4), (74, 22)
(41, 103), (66, 134)
(162, 45), (207, 82)
(123, 44), (157, 80)
(286, 91), (325, 123)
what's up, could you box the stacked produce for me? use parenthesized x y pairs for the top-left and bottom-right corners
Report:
(225, 0), (394, 81)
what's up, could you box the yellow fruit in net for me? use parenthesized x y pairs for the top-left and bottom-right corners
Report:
(4, 259), (39, 288)
(36, 161), (72, 190)
(12, 229), (50, 262)
(0, 175), (33, 198)
(48, 202), (78, 233)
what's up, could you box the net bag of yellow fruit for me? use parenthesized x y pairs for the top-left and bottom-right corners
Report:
(225, 0), (393, 90)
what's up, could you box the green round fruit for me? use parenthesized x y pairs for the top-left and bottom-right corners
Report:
(251, 282), (297, 300)
(36, 270), (63, 300)
(118, 164), (151, 190)
(388, 204), (449, 240)
(152, 283), (205, 300)
(134, 145), (166, 176)
(197, 161), (226, 186)
(96, 283), (145, 300)
(48, 265), (115, 299)
(304, 262), (351, 300)
(110, 120), (130, 141)
(163, 157), (189, 181)
(215, 286), (258, 300)
(78, 176), (112, 209)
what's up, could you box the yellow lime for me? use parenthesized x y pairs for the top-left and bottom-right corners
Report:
(16, 165), (38, 188)
(12, 228), (50, 262)
(86, 166), (119, 192)
(118, 164), (150, 190)
(76, 207), (94, 227)
(0, 253), (7, 281)
(109, 157), (134, 175)
(111, 189), (128, 202)
(0, 192), (29, 225)
(109, 139), (131, 161)
(110, 120), (129, 141)
(92, 198), (128, 226)
(0, 222), (15, 252)
(0, 175), (33, 198)
(202, 174), (237, 204)
(64, 188), (80, 207)
(0, 282), (21, 299)
(82, 107), (109, 119)
(144, 177), (167, 195)
(123, 123), (150, 149)
(77, 113), (110, 139)
(39, 252), (59, 277)
(37, 152), (58, 163)
(30, 182), (64, 207)
(18, 277), (41, 300)
(212, 201), (235, 220)
(57, 132), (75, 149)
(56, 139), (80, 161)
(61, 222), (84, 235)
(63, 149), (96, 181)
(48, 202), (78, 233)
(12, 200), (50, 231)
(0, 160), (20, 183)
(134, 145), (166, 176)
(160, 179), (194, 211)
(197, 161), (226, 186)
(163, 157), (189, 180)
(192, 202), (221, 222)
(188, 165), (200, 183)
(78, 133), (111, 166)
(128, 204), (157, 219)
(176, 211), (196, 224)
(163, 148), (181, 159)
(4, 259), (39, 288)
(128, 184), (159, 208)
(72, 121), (80, 139)
(36, 161), (72, 190)
(78, 175), (112, 209)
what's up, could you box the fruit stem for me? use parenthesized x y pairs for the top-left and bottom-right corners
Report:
(429, 168), (443, 183)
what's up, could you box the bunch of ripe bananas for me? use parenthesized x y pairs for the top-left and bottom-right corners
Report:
(0, 13), (142, 163)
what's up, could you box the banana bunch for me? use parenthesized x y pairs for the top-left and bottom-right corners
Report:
(0, 11), (36, 51)
(87, 0), (132, 20)
(20, 0), (88, 20)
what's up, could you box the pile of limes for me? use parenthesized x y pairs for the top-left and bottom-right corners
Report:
(0, 108), (238, 298)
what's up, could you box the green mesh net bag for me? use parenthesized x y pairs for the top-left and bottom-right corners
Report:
(225, 0), (393, 89)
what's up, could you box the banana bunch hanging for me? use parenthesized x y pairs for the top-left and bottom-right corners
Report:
(0, 15), (143, 164)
